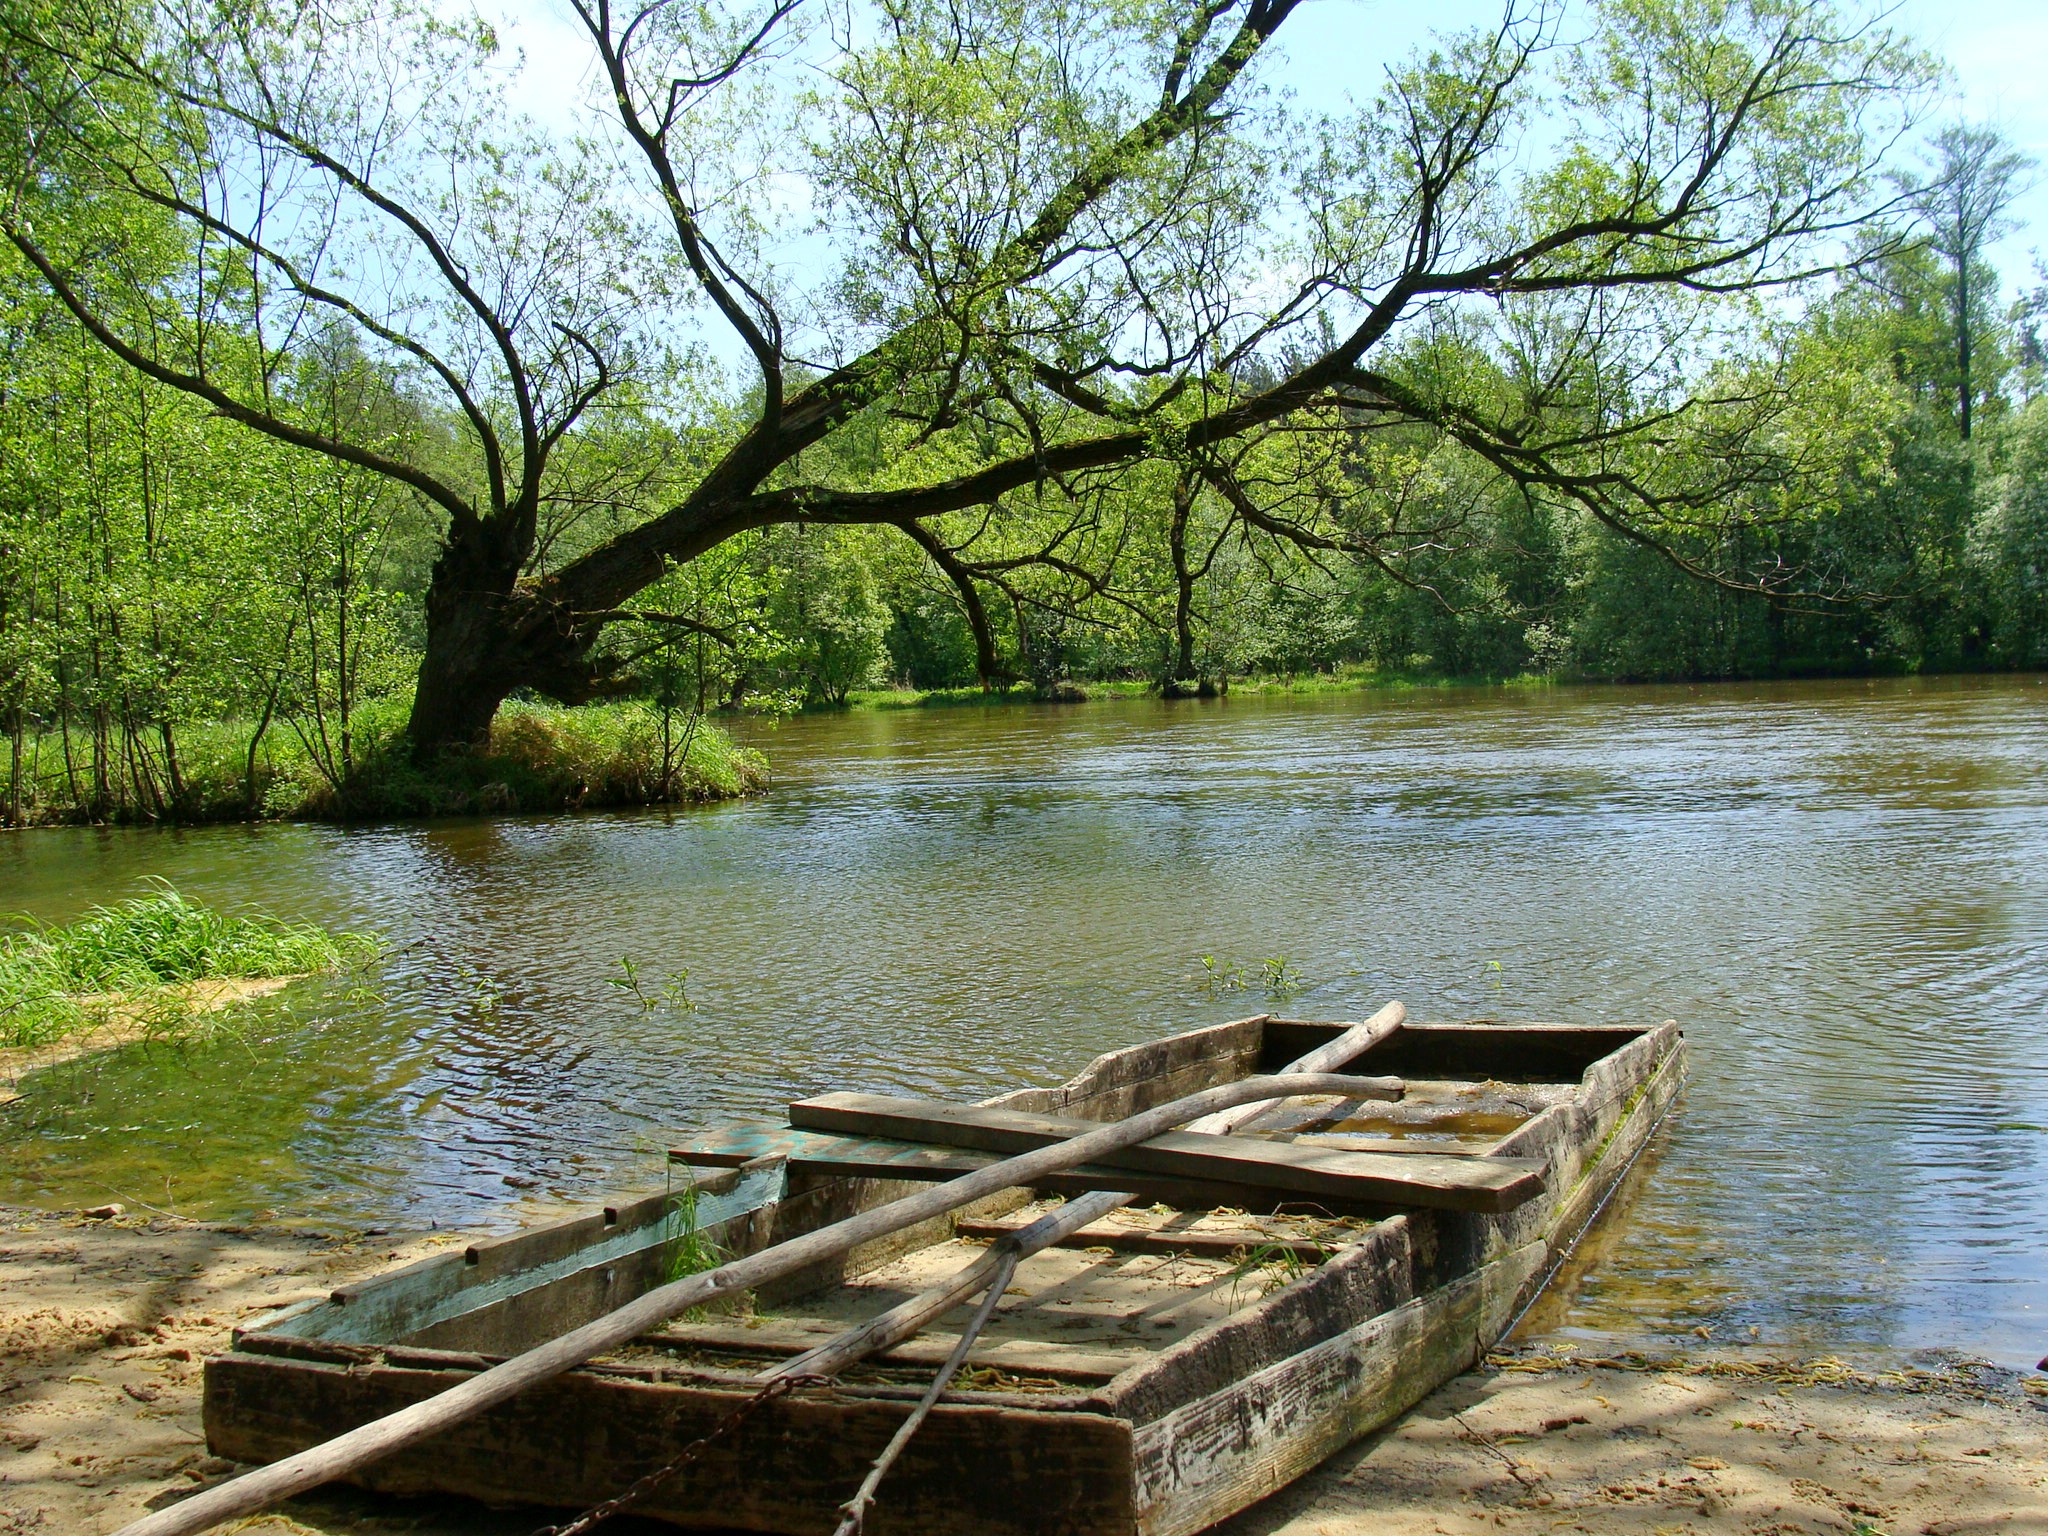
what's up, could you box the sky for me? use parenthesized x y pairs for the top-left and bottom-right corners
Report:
(1888, 0), (2048, 292)
(1272, 0), (2047, 301)
(490, 0), (2048, 304)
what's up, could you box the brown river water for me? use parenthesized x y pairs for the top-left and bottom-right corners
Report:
(2, 675), (2044, 1367)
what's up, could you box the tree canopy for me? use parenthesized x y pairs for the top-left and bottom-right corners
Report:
(0, 0), (1961, 760)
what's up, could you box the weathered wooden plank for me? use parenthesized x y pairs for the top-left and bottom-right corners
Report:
(206, 1352), (1138, 1536)
(280, 1162), (786, 1350)
(672, 1125), (1396, 1214)
(786, 1092), (1544, 1214)
(987, 1015), (1268, 1123)
(1100, 1214), (1417, 1426)
(951, 1214), (1346, 1260)
(1129, 1237), (1550, 1536)
(640, 1316), (1140, 1383)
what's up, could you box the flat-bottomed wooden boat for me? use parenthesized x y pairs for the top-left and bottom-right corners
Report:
(207, 1013), (1683, 1535)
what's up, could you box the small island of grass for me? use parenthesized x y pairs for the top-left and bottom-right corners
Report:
(0, 889), (381, 1092)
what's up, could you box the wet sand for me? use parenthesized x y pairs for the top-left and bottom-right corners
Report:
(3, 1207), (2044, 1536)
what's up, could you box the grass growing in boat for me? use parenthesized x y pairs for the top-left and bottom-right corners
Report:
(0, 886), (382, 1050)
(1227, 1240), (1329, 1301)
(662, 1180), (727, 1300)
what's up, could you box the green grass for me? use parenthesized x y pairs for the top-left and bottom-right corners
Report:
(0, 886), (382, 1050)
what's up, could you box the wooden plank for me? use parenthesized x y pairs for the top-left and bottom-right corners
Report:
(1129, 1237), (1549, 1536)
(1265, 1132), (1493, 1156)
(985, 1014), (1269, 1123)
(672, 1124), (1360, 1213)
(951, 1214), (1344, 1260)
(205, 1352), (1139, 1536)
(275, 1162), (785, 1350)
(639, 1316), (1140, 1383)
(787, 1093), (1545, 1215)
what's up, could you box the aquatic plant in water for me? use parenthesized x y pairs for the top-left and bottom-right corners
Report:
(1196, 954), (1307, 1001)
(0, 886), (382, 1049)
(610, 955), (695, 1013)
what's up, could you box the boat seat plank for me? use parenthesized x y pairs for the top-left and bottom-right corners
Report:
(949, 1215), (1344, 1259)
(636, 1316), (1139, 1382)
(670, 1124), (1330, 1214)
(786, 1093), (1547, 1214)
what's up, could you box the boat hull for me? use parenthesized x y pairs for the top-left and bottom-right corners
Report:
(205, 1016), (1684, 1536)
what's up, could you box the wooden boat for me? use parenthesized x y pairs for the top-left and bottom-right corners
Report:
(206, 1013), (1683, 1535)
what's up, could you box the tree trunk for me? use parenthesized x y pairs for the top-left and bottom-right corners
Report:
(1956, 257), (1973, 443)
(404, 545), (525, 763)
(1163, 471), (1201, 697)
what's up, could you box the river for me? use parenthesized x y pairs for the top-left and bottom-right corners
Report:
(3, 675), (2044, 1368)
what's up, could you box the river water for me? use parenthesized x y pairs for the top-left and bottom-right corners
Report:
(3, 676), (2044, 1367)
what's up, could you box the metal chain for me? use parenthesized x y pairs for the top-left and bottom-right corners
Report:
(530, 1373), (833, 1536)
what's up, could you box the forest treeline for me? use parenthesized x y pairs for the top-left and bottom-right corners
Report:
(2, 1), (2045, 825)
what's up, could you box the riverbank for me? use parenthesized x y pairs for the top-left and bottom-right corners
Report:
(3, 1208), (2042, 1536)
(836, 664), (2048, 713)
(840, 662), (1554, 710)
(1, 701), (765, 828)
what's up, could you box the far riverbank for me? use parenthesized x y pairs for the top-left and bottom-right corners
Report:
(834, 661), (2047, 712)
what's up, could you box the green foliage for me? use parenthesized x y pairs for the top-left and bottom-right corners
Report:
(0, 0), (2037, 785)
(1228, 1239), (1327, 1301)
(1196, 955), (1247, 997)
(0, 886), (381, 1049)
(1196, 954), (1307, 1001)
(610, 955), (695, 1014)
(1971, 399), (2048, 668)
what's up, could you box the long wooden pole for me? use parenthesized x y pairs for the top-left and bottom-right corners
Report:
(767, 1000), (1407, 1382)
(829, 1245), (1021, 1536)
(116, 1068), (1399, 1536)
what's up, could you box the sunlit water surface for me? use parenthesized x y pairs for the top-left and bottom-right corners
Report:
(3, 676), (2043, 1367)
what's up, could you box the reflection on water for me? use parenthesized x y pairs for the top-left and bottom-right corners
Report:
(2, 675), (2044, 1366)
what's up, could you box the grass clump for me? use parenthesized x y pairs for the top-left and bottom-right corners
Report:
(0, 886), (382, 1050)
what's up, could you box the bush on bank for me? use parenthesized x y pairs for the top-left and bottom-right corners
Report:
(0, 698), (766, 828)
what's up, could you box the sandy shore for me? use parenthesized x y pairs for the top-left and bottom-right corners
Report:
(3, 1206), (2043, 1536)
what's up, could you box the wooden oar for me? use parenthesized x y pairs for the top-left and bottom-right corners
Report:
(116, 1067), (1399, 1536)
(767, 1000), (1406, 1382)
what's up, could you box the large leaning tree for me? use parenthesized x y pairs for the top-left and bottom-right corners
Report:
(2, 0), (1928, 758)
